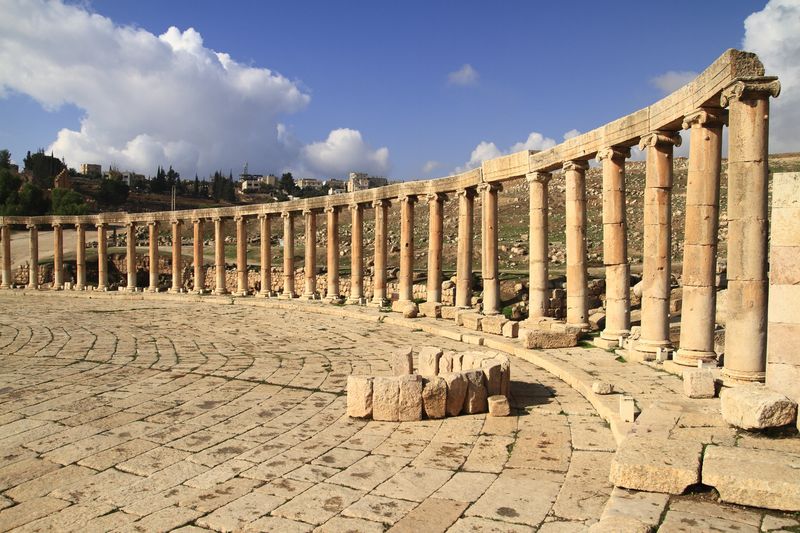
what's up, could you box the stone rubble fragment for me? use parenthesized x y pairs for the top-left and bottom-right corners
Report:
(682, 369), (716, 399)
(346, 376), (373, 418)
(391, 347), (414, 376)
(422, 376), (447, 419)
(487, 395), (510, 417)
(720, 384), (797, 430)
(592, 381), (614, 395)
(418, 346), (443, 376)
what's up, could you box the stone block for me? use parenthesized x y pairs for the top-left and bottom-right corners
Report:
(441, 372), (467, 417)
(398, 374), (423, 422)
(392, 301), (418, 318)
(346, 376), (373, 418)
(480, 315), (507, 335)
(620, 395), (636, 423)
(682, 369), (715, 399)
(391, 347), (414, 376)
(373, 377), (400, 422)
(422, 376), (447, 419)
(438, 351), (454, 374)
(610, 436), (702, 494)
(702, 445), (800, 511)
(460, 312), (483, 331)
(481, 359), (503, 397)
(592, 381), (614, 395)
(520, 329), (579, 349)
(487, 395), (510, 417)
(496, 353), (511, 397)
(501, 321), (519, 338)
(418, 346), (443, 376)
(549, 321), (584, 335)
(462, 369), (488, 415)
(720, 384), (797, 430)
(440, 306), (457, 320)
(418, 301), (442, 318)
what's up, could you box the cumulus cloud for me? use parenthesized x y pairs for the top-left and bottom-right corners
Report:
(744, 0), (800, 153)
(302, 128), (389, 177)
(422, 160), (440, 174)
(563, 129), (581, 140)
(0, 0), (389, 178)
(650, 70), (699, 94)
(448, 64), (479, 86)
(455, 131), (557, 173)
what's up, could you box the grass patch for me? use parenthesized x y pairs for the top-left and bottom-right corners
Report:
(615, 355), (627, 363)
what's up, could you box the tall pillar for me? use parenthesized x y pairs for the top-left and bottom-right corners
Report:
(125, 221), (136, 291)
(398, 196), (415, 302)
(27, 224), (38, 289)
(635, 131), (681, 357)
(213, 217), (227, 295)
(455, 188), (476, 308)
(302, 209), (318, 299)
(721, 77), (780, 383)
(53, 223), (64, 290)
(170, 220), (183, 293)
(480, 183), (501, 315)
(96, 223), (108, 290)
(326, 206), (342, 301)
(258, 215), (274, 296)
(348, 203), (365, 304)
(426, 193), (445, 303)
(675, 109), (725, 366)
(148, 222), (159, 292)
(371, 199), (389, 306)
(597, 147), (632, 347)
(75, 224), (86, 290)
(235, 215), (248, 296)
(193, 219), (204, 293)
(282, 211), (297, 298)
(564, 160), (590, 329)
(1, 224), (11, 289)
(527, 172), (551, 318)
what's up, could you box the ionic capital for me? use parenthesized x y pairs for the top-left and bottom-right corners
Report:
(147, 220), (159, 227)
(526, 171), (551, 184)
(478, 182), (502, 193)
(192, 218), (203, 225)
(26, 224), (37, 230)
(372, 198), (390, 209)
(426, 192), (447, 204)
(638, 131), (682, 150)
(348, 203), (363, 213)
(171, 219), (183, 226)
(302, 209), (315, 217)
(281, 211), (292, 219)
(256, 214), (269, 221)
(682, 108), (728, 130)
(233, 214), (246, 223)
(211, 216), (224, 223)
(397, 194), (417, 204)
(95, 222), (108, 229)
(324, 205), (339, 213)
(596, 146), (631, 162)
(75, 223), (85, 231)
(720, 76), (781, 108)
(456, 187), (477, 199)
(562, 160), (590, 172)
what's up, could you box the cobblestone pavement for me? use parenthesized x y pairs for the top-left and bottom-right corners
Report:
(0, 293), (618, 532)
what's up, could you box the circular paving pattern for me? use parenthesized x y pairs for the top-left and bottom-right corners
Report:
(0, 293), (616, 532)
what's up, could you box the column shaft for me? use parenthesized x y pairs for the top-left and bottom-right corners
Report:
(1, 225), (11, 289)
(193, 219), (204, 293)
(282, 212), (296, 297)
(148, 222), (159, 291)
(28, 225), (38, 289)
(348, 204), (365, 303)
(171, 221), (182, 292)
(564, 160), (590, 328)
(214, 218), (227, 294)
(371, 200), (389, 305)
(326, 206), (341, 300)
(125, 222), (136, 290)
(527, 172), (550, 318)
(75, 224), (86, 290)
(455, 188), (475, 308)
(259, 215), (273, 296)
(398, 196), (415, 302)
(235, 216), (247, 295)
(303, 210), (318, 298)
(480, 183), (501, 315)
(97, 224), (108, 290)
(54, 224), (64, 289)
(426, 193), (444, 303)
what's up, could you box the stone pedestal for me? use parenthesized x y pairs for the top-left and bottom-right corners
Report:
(258, 215), (274, 297)
(371, 199), (389, 306)
(398, 195), (416, 302)
(348, 204), (366, 304)
(426, 193), (445, 305)
(281, 212), (297, 298)
(0, 224), (11, 289)
(170, 220), (182, 293)
(480, 182), (501, 315)
(527, 172), (551, 318)
(455, 188), (476, 308)
(75, 224), (86, 290)
(148, 222), (159, 292)
(27, 225), (38, 289)
(235, 216), (247, 296)
(564, 160), (590, 329)
(193, 219), (204, 293)
(326, 206), (341, 301)
(214, 217), (228, 295)
(54, 223), (65, 290)
(96, 223), (108, 290)
(675, 109), (725, 366)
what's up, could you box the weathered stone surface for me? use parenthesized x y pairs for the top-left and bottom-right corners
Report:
(595, 487), (669, 533)
(462, 369), (488, 415)
(346, 376), (373, 418)
(487, 395), (510, 417)
(422, 376), (447, 419)
(588, 515), (651, 533)
(418, 346), (443, 376)
(480, 315), (508, 335)
(521, 328), (579, 349)
(702, 445), (800, 511)
(441, 372), (468, 417)
(398, 374), (423, 421)
(592, 381), (614, 395)
(391, 347), (414, 376)
(460, 312), (483, 331)
(720, 384), (797, 430)
(683, 369), (716, 399)
(620, 396), (636, 423)
(502, 321), (519, 338)
(481, 359), (503, 397)
(440, 306), (457, 320)
(418, 301), (442, 318)
(402, 302), (419, 319)
(438, 351), (454, 374)
(610, 436), (702, 494)
(495, 353), (511, 397)
(373, 376), (400, 422)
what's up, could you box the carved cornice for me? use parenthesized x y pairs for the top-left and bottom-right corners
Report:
(681, 108), (728, 130)
(596, 147), (631, 162)
(562, 160), (590, 172)
(720, 76), (781, 108)
(525, 171), (551, 184)
(638, 131), (682, 150)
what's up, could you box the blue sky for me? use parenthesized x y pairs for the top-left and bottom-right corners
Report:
(1, 0), (796, 180)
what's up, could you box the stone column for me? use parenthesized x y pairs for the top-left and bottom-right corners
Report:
(170, 220), (183, 293)
(282, 211), (297, 298)
(326, 206), (341, 301)
(148, 222), (159, 292)
(235, 215), (248, 296)
(455, 187), (476, 308)
(564, 160), (590, 329)
(348, 203), (365, 304)
(193, 219), (204, 293)
(302, 209), (318, 299)
(527, 172), (551, 318)
(371, 199), (389, 306)
(480, 182), (501, 315)
(27, 225), (38, 289)
(398, 195), (415, 302)
(597, 147), (632, 347)
(213, 217), (227, 295)
(635, 131), (681, 358)
(125, 221), (136, 291)
(53, 223), (64, 290)
(675, 109), (725, 366)
(258, 215), (273, 296)
(75, 224), (86, 290)
(1, 224), (11, 289)
(426, 193), (445, 303)
(721, 77), (780, 383)
(96, 223), (108, 290)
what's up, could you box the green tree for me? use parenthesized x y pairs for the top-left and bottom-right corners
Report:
(279, 172), (297, 195)
(150, 165), (168, 193)
(97, 178), (129, 206)
(51, 188), (87, 215)
(0, 168), (21, 205)
(23, 149), (66, 188)
(18, 183), (49, 215)
(0, 149), (11, 170)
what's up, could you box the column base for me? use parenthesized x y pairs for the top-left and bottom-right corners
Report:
(721, 367), (766, 385)
(26, 284), (39, 290)
(593, 329), (630, 349)
(346, 296), (368, 305)
(214, 289), (229, 295)
(631, 339), (673, 362)
(566, 321), (591, 332)
(370, 297), (390, 307)
(278, 292), (298, 299)
(327, 294), (343, 303)
(258, 290), (277, 298)
(234, 291), (249, 297)
(147, 287), (158, 293)
(168, 288), (183, 294)
(673, 348), (717, 367)
(96, 286), (108, 292)
(302, 292), (320, 300)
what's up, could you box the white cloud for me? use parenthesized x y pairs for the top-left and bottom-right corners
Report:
(422, 160), (440, 174)
(744, 0), (800, 153)
(650, 70), (698, 94)
(0, 0), (389, 178)
(302, 128), (389, 177)
(455, 131), (556, 173)
(563, 129), (581, 140)
(448, 64), (479, 86)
